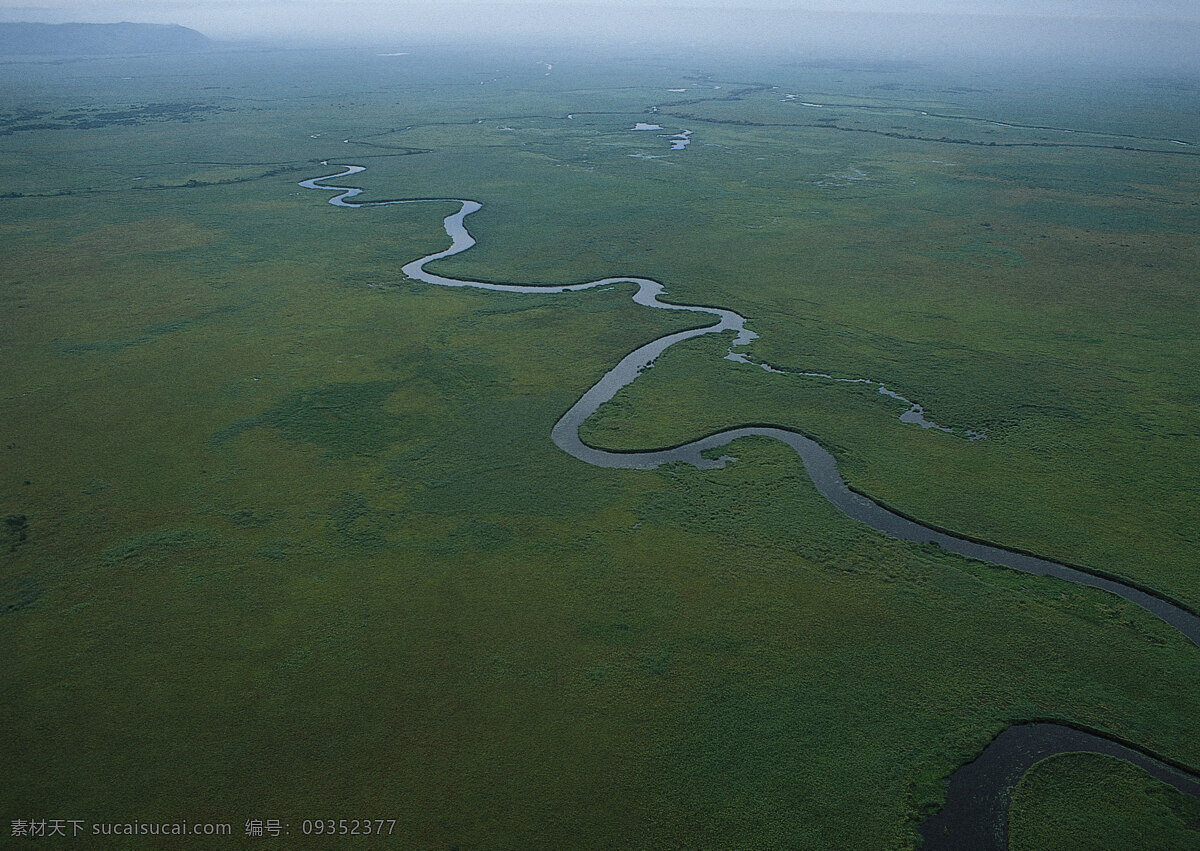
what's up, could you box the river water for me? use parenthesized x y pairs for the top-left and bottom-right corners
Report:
(300, 165), (1200, 845)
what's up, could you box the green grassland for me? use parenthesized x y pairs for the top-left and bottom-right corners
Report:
(1, 45), (1198, 847)
(1010, 753), (1200, 850)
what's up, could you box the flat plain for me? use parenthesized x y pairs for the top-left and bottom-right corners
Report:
(2, 43), (1198, 847)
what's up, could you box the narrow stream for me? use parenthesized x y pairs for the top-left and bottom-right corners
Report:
(920, 722), (1200, 850)
(299, 165), (1200, 846)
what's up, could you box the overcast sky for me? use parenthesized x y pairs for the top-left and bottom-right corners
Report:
(3, 0), (1199, 64)
(5, 0), (1198, 17)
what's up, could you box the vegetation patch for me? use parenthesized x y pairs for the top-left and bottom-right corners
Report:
(1, 575), (39, 614)
(1010, 752), (1200, 850)
(0, 102), (225, 136)
(100, 528), (216, 568)
(261, 381), (409, 458)
(211, 380), (418, 459)
(4, 513), (28, 551)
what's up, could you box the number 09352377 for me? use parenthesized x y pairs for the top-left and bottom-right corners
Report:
(300, 819), (397, 836)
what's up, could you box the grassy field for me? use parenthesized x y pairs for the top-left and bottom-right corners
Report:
(1, 44), (1198, 847)
(1011, 753), (1200, 849)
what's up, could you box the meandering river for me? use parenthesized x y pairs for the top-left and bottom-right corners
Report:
(300, 165), (1200, 846)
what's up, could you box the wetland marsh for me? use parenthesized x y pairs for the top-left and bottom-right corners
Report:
(2, 43), (1198, 848)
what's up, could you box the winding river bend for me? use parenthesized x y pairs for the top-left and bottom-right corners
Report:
(920, 722), (1200, 850)
(299, 165), (1200, 845)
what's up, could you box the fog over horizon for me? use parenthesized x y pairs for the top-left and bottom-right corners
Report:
(2, 0), (1198, 71)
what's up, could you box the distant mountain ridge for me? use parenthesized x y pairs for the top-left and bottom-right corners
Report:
(0, 22), (210, 55)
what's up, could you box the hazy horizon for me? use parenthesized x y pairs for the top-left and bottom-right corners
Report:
(2, 1), (1198, 71)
